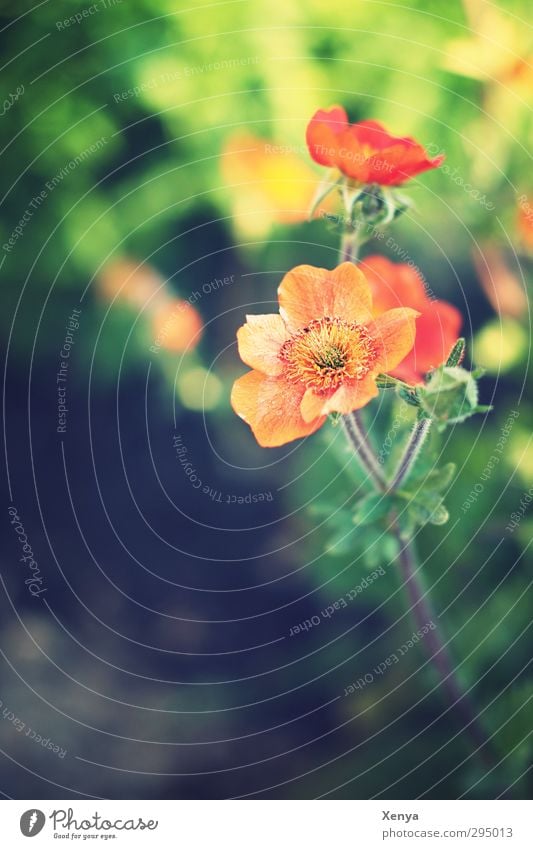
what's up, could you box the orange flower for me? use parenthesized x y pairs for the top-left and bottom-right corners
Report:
(151, 298), (203, 353)
(231, 263), (418, 447)
(97, 258), (163, 308)
(306, 107), (443, 186)
(361, 256), (462, 385)
(472, 243), (527, 318)
(517, 196), (533, 251)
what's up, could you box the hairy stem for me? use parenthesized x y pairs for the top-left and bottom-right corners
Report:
(342, 411), (387, 490)
(342, 413), (496, 769)
(389, 416), (432, 490)
(340, 231), (360, 264)
(397, 531), (497, 768)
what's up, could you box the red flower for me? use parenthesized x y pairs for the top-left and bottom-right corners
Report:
(360, 256), (462, 384)
(306, 106), (443, 186)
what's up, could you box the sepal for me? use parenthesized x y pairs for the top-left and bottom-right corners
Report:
(418, 365), (490, 428)
(308, 169), (342, 219)
(445, 337), (466, 367)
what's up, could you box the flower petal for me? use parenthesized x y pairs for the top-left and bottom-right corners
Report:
(360, 255), (428, 313)
(301, 375), (380, 422)
(336, 123), (418, 180)
(365, 143), (444, 186)
(368, 307), (419, 372)
(391, 300), (462, 384)
(359, 256), (462, 383)
(278, 262), (374, 332)
(300, 388), (329, 423)
(231, 371), (325, 447)
(306, 106), (348, 166)
(306, 108), (444, 185)
(319, 374), (379, 416)
(351, 120), (401, 151)
(335, 130), (371, 180)
(236, 313), (289, 376)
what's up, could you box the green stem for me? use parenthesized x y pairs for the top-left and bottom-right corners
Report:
(334, 207), (495, 770)
(342, 411), (387, 490)
(397, 530), (497, 769)
(340, 231), (360, 264)
(342, 415), (497, 770)
(389, 416), (432, 490)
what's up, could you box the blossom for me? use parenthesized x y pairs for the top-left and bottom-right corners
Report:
(231, 263), (418, 447)
(517, 196), (533, 251)
(306, 107), (443, 186)
(221, 132), (335, 238)
(360, 256), (462, 384)
(97, 259), (204, 352)
(151, 297), (203, 352)
(97, 258), (162, 308)
(472, 243), (528, 318)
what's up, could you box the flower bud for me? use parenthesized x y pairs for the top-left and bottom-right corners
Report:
(361, 185), (385, 218)
(419, 366), (482, 425)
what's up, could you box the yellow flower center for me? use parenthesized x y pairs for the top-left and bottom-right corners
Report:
(280, 316), (378, 393)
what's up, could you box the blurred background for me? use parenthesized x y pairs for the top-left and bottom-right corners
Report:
(0, 0), (532, 800)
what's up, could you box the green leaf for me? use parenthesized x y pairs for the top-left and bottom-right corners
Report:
(309, 501), (344, 520)
(381, 533), (400, 563)
(322, 424), (374, 492)
(363, 530), (398, 569)
(310, 504), (357, 556)
(376, 373), (419, 400)
(376, 375), (399, 389)
(410, 461), (456, 494)
(397, 386), (421, 407)
(324, 522), (358, 556)
(352, 493), (390, 525)
(428, 503), (450, 525)
(325, 521), (400, 566)
(405, 491), (450, 528)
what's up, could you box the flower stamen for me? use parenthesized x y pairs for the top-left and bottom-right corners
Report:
(280, 316), (378, 393)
